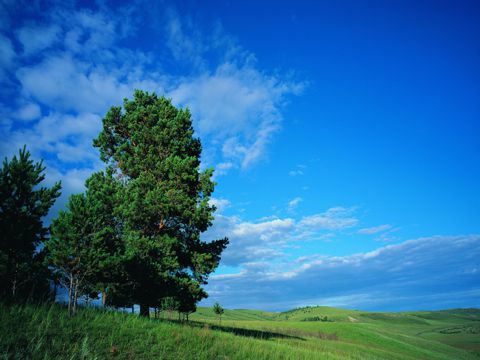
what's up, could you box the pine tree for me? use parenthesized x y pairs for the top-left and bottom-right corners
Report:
(46, 194), (92, 315)
(0, 146), (61, 300)
(46, 171), (123, 315)
(93, 90), (228, 316)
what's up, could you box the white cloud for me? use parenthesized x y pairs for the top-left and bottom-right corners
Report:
(2, 112), (103, 164)
(287, 197), (302, 211)
(358, 224), (392, 235)
(17, 24), (61, 55)
(300, 207), (358, 230)
(170, 61), (302, 168)
(204, 214), (296, 266)
(0, 34), (15, 78)
(16, 53), (161, 114)
(232, 218), (295, 239)
(203, 206), (359, 267)
(288, 169), (303, 176)
(3, 2), (303, 184)
(209, 198), (231, 214)
(288, 165), (306, 177)
(214, 162), (235, 177)
(165, 10), (206, 70)
(14, 102), (41, 121)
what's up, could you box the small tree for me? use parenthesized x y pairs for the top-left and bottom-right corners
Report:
(213, 302), (224, 325)
(176, 275), (207, 321)
(161, 296), (179, 320)
(0, 146), (61, 300)
(46, 170), (124, 316)
(46, 194), (96, 315)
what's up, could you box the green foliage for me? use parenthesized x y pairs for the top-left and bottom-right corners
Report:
(301, 315), (331, 322)
(213, 302), (224, 315)
(0, 146), (61, 300)
(82, 170), (124, 306)
(93, 90), (228, 314)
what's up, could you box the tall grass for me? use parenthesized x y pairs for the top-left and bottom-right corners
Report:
(0, 303), (477, 359)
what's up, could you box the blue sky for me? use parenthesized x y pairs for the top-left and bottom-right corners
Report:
(1, 0), (479, 311)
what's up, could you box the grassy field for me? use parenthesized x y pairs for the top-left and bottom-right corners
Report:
(1, 303), (478, 359)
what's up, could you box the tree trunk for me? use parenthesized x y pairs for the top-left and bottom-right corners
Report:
(139, 303), (149, 317)
(102, 290), (107, 307)
(73, 278), (79, 316)
(11, 262), (18, 298)
(68, 274), (73, 316)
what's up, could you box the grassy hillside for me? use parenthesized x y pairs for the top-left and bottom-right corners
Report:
(190, 307), (277, 321)
(1, 303), (478, 359)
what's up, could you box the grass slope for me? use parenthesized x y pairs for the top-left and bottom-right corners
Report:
(190, 307), (277, 321)
(1, 303), (478, 359)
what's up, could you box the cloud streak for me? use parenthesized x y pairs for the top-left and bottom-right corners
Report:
(358, 224), (392, 235)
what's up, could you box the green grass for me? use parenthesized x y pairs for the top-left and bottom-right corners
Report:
(190, 307), (278, 321)
(1, 303), (479, 359)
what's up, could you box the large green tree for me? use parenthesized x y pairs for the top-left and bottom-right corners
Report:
(93, 90), (228, 316)
(0, 146), (61, 300)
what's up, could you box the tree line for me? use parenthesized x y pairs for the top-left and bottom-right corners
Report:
(0, 90), (228, 318)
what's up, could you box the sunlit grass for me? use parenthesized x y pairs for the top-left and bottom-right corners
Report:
(1, 303), (478, 359)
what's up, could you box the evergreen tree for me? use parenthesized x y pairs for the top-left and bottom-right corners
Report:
(46, 171), (123, 315)
(46, 194), (94, 315)
(0, 146), (61, 300)
(93, 90), (228, 316)
(175, 275), (207, 321)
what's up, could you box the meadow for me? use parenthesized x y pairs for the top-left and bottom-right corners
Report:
(1, 303), (478, 359)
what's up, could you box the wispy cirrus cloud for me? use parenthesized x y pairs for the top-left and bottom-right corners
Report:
(358, 224), (392, 235)
(16, 24), (61, 55)
(1, 0), (303, 215)
(288, 164), (306, 176)
(299, 206), (358, 230)
(287, 197), (303, 211)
